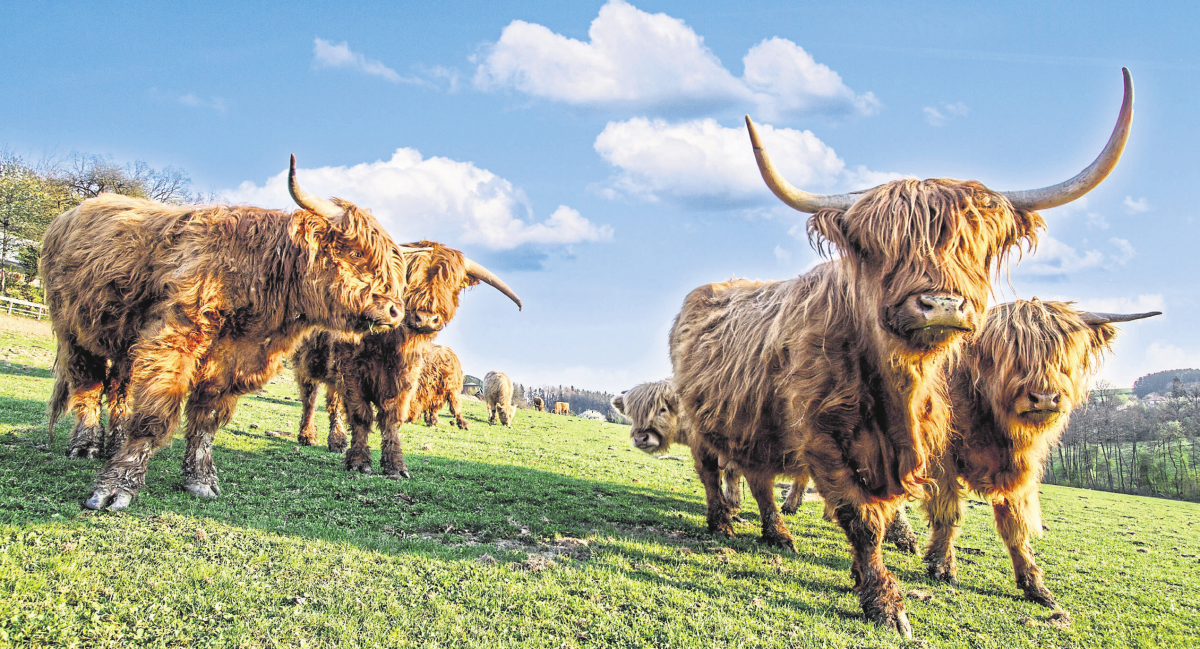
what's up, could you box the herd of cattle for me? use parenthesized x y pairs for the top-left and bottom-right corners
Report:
(36, 69), (1156, 637)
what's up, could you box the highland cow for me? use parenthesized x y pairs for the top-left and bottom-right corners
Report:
(670, 71), (1132, 635)
(884, 300), (1158, 607)
(533, 397), (545, 412)
(484, 371), (516, 427)
(44, 156), (407, 510)
(408, 344), (470, 430)
(294, 242), (521, 475)
(554, 402), (570, 415)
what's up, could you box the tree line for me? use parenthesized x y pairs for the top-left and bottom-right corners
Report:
(1044, 375), (1200, 502)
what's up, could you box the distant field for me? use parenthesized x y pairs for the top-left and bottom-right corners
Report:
(1, 318), (1198, 648)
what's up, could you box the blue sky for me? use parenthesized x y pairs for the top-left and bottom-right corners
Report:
(3, 0), (1197, 391)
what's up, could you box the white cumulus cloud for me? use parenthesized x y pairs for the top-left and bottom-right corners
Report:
(474, 0), (877, 119)
(1019, 235), (1136, 277)
(222, 148), (611, 250)
(1123, 195), (1151, 214)
(593, 117), (896, 207)
(313, 38), (422, 85)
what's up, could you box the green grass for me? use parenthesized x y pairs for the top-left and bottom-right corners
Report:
(0, 328), (1198, 648)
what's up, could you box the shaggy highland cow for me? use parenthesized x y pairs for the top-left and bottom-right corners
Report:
(554, 402), (570, 415)
(883, 300), (1158, 607)
(294, 242), (521, 475)
(44, 156), (407, 510)
(670, 71), (1132, 635)
(533, 397), (545, 412)
(407, 344), (470, 430)
(483, 371), (516, 427)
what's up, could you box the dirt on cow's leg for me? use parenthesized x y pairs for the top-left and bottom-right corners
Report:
(180, 388), (239, 498)
(377, 406), (410, 478)
(424, 408), (439, 428)
(64, 346), (107, 459)
(297, 378), (320, 446)
(101, 356), (133, 459)
(835, 502), (911, 638)
(746, 470), (796, 552)
(994, 493), (1057, 608)
(781, 478), (804, 515)
(693, 447), (734, 538)
(722, 466), (742, 515)
(325, 387), (348, 453)
(447, 392), (469, 430)
(884, 505), (921, 554)
(342, 389), (374, 473)
(922, 473), (963, 585)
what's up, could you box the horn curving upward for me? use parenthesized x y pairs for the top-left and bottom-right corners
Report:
(464, 258), (523, 311)
(288, 154), (345, 222)
(745, 116), (859, 213)
(1078, 310), (1161, 326)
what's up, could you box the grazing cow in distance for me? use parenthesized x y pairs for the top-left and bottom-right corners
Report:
(554, 402), (570, 416)
(883, 300), (1158, 608)
(44, 156), (407, 510)
(294, 243), (521, 475)
(484, 371), (516, 427)
(671, 70), (1132, 636)
(407, 344), (470, 430)
(533, 397), (545, 412)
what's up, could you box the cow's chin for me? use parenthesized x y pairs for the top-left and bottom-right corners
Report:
(901, 324), (971, 350)
(352, 315), (396, 334)
(1015, 409), (1063, 427)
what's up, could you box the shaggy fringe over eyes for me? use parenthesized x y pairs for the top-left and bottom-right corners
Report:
(970, 299), (1116, 411)
(622, 379), (677, 429)
(399, 240), (475, 318)
(807, 179), (1044, 308)
(291, 202), (407, 299)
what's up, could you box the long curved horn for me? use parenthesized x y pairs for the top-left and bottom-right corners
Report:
(288, 154), (344, 222)
(1079, 310), (1160, 325)
(746, 116), (859, 213)
(464, 258), (523, 311)
(1001, 68), (1134, 211)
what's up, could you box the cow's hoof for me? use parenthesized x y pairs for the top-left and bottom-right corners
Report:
(297, 435), (316, 447)
(1024, 587), (1058, 609)
(891, 537), (919, 555)
(731, 515), (747, 524)
(328, 441), (348, 454)
(761, 533), (797, 553)
(67, 445), (100, 460)
(84, 489), (133, 511)
(780, 504), (799, 515)
(384, 468), (411, 479)
(927, 565), (958, 586)
(347, 463), (372, 474)
(709, 523), (735, 538)
(867, 610), (912, 639)
(184, 482), (221, 498)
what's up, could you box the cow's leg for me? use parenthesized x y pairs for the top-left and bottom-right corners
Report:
(781, 478), (804, 515)
(884, 505), (921, 555)
(377, 403), (410, 479)
(835, 501), (911, 638)
(85, 326), (202, 510)
(746, 470), (796, 552)
(63, 344), (107, 459)
(296, 377), (320, 446)
(424, 395), (440, 428)
(692, 446), (734, 538)
(325, 386), (348, 453)
(180, 385), (239, 498)
(994, 492), (1057, 608)
(101, 355), (133, 459)
(342, 387), (374, 474)
(447, 391), (468, 430)
(922, 472), (963, 585)
(722, 466), (742, 514)
(487, 403), (498, 425)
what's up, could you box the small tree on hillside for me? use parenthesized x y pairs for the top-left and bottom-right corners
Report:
(0, 156), (52, 296)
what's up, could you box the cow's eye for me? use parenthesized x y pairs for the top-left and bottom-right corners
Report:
(350, 250), (364, 259)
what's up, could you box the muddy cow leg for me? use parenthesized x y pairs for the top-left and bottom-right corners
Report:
(722, 466), (742, 515)
(692, 445), (734, 538)
(745, 470), (796, 552)
(63, 343), (107, 459)
(922, 472), (963, 585)
(85, 326), (203, 510)
(446, 390), (468, 430)
(101, 355), (133, 460)
(487, 402), (498, 425)
(994, 491), (1057, 608)
(297, 377), (320, 446)
(835, 501), (911, 638)
(376, 400), (410, 479)
(180, 384), (240, 498)
(424, 396), (440, 428)
(884, 505), (921, 555)
(342, 387), (374, 474)
(780, 478), (805, 515)
(325, 385), (348, 453)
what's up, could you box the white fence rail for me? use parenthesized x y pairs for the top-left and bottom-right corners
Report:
(0, 295), (47, 320)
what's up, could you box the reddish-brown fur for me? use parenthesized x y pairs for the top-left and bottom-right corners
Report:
(554, 402), (569, 415)
(484, 371), (516, 427)
(886, 299), (1121, 608)
(42, 192), (407, 509)
(408, 344), (469, 430)
(670, 179), (1041, 634)
(294, 241), (482, 476)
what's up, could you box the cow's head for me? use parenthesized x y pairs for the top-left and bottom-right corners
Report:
(748, 69), (1134, 359)
(399, 241), (523, 334)
(288, 155), (406, 334)
(612, 380), (683, 454)
(967, 299), (1158, 435)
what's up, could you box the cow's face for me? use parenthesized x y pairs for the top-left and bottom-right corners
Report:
(968, 300), (1116, 436)
(400, 242), (475, 335)
(810, 179), (1043, 357)
(613, 381), (682, 454)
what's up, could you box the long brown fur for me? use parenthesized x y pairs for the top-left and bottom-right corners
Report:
(887, 299), (1118, 608)
(408, 344), (469, 430)
(294, 241), (480, 476)
(41, 193), (407, 508)
(670, 179), (1041, 634)
(483, 371), (515, 427)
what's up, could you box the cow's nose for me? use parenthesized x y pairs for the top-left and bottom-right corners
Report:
(632, 433), (649, 446)
(918, 294), (966, 315)
(1029, 392), (1061, 410)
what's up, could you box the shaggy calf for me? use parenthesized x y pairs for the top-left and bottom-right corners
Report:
(554, 402), (569, 415)
(408, 344), (469, 430)
(671, 71), (1131, 636)
(294, 242), (521, 475)
(44, 157), (407, 510)
(484, 371), (516, 427)
(885, 300), (1158, 607)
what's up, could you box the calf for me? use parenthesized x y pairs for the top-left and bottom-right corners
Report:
(484, 371), (516, 427)
(408, 344), (470, 430)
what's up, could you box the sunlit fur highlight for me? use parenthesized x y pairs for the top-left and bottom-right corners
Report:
(41, 193), (406, 506)
(408, 344), (469, 430)
(670, 178), (1043, 633)
(484, 371), (516, 427)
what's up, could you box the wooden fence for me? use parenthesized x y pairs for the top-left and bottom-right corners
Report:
(0, 295), (47, 320)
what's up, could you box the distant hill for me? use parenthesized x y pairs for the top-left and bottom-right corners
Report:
(1131, 368), (1200, 398)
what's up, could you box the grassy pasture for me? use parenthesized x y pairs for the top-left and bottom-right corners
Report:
(0, 315), (1197, 648)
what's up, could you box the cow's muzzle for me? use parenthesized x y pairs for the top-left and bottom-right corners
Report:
(1017, 392), (1066, 424)
(895, 293), (971, 347)
(359, 299), (404, 332)
(405, 310), (444, 334)
(631, 430), (662, 452)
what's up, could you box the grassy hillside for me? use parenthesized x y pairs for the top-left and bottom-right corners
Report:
(0, 316), (1197, 648)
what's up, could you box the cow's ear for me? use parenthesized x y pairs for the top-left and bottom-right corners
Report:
(611, 393), (626, 415)
(1088, 322), (1119, 349)
(807, 209), (857, 258)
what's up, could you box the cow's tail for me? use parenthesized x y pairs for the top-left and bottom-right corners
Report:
(47, 341), (70, 445)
